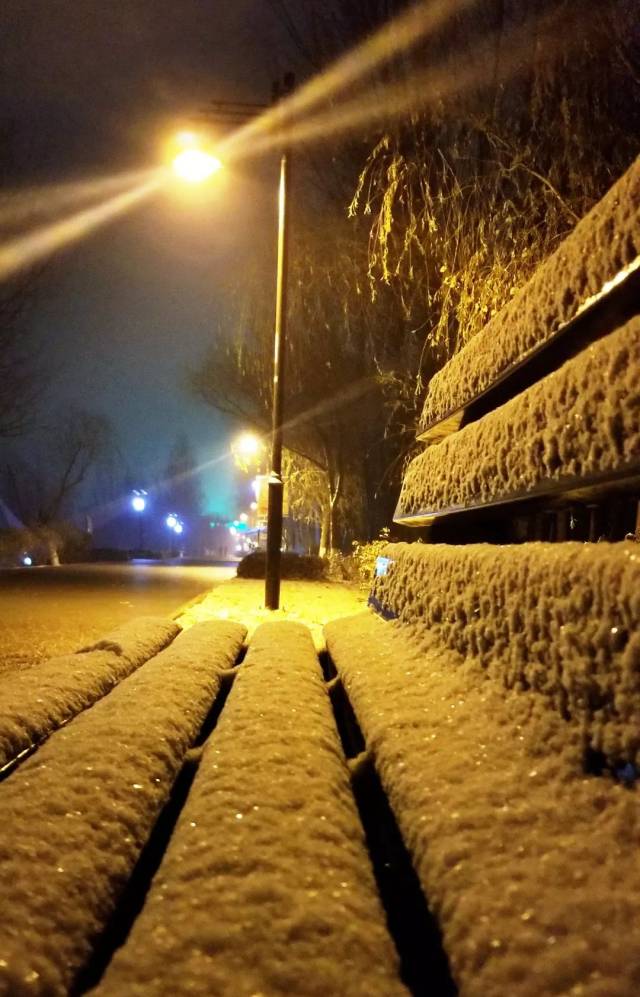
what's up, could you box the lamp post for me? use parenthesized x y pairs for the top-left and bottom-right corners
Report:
(265, 136), (290, 609)
(171, 76), (294, 610)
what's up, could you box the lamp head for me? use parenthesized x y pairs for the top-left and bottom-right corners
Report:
(170, 132), (222, 183)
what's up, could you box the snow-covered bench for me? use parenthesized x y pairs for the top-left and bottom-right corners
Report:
(396, 155), (640, 533)
(325, 610), (640, 997)
(342, 158), (640, 995)
(0, 619), (419, 997)
(0, 620), (245, 994)
(93, 622), (406, 997)
(417, 156), (640, 445)
(0, 617), (179, 775)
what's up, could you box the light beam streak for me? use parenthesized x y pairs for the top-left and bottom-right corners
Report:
(225, 2), (595, 160)
(0, 172), (164, 282)
(219, 0), (480, 161)
(0, 169), (156, 232)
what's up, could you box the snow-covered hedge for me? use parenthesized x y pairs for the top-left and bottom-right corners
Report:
(399, 317), (640, 518)
(0, 620), (245, 995)
(96, 621), (406, 997)
(371, 541), (640, 765)
(325, 612), (640, 997)
(0, 617), (180, 772)
(420, 155), (640, 433)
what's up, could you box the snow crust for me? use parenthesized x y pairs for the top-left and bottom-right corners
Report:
(400, 317), (640, 517)
(325, 612), (640, 997)
(371, 541), (640, 765)
(0, 620), (245, 996)
(0, 617), (180, 771)
(421, 155), (640, 432)
(96, 621), (406, 997)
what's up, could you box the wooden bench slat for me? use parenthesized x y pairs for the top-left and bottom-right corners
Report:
(0, 616), (180, 773)
(419, 263), (640, 446)
(325, 612), (640, 997)
(397, 317), (640, 524)
(0, 620), (245, 996)
(370, 540), (640, 765)
(419, 156), (640, 437)
(95, 621), (407, 997)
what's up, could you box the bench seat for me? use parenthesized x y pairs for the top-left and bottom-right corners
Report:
(0, 620), (245, 996)
(326, 612), (640, 997)
(95, 621), (407, 997)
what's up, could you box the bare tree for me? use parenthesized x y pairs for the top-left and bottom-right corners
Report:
(0, 277), (47, 437)
(0, 120), (47, 438)
(3, 407), (116, 564)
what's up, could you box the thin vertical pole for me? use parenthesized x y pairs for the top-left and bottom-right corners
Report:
(265, 148), (290, 609)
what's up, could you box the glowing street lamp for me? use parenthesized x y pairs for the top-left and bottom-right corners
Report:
(231, 432), (266, 474)
(171, 75), (294, 609)
(170, 131), (222, 184)
(165, 513), (184, 540)
(172, 148), (222, 184)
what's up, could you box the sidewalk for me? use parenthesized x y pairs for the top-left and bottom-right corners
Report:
(176, 576), (367, 650)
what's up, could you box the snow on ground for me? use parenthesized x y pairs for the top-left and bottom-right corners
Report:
(177, 577), (366, 651)
(371, 541), (640, 766)
(0, 620), (245, 996)
(400, 317), (640, 517)
(0, 617), (178, 771)
(96, 621), (406, 997)
(420, 155), (640, 432)
(326, 612), (640, 997)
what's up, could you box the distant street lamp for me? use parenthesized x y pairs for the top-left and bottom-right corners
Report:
(165, 513), (184, 535)
(232, 432), (264, 466)
(170, 79), (294, 610)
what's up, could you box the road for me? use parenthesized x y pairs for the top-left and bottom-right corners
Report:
(0, 561), (236, 676)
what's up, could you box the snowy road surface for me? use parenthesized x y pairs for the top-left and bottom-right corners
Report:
(0, 561), (235, 674)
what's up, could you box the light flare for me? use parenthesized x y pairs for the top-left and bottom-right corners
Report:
(224, 3), (592, 160)
(172, 148), (222, 184)
(0, 169), (156, 232)
(233, 432), (264, 459)
(0, 171), (163, 282)
(219, 0), (480, 162)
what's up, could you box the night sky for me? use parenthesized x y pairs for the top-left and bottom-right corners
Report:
(1, 1), (294, 518)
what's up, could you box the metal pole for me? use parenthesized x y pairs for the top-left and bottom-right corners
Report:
(265, 147), (290, 609)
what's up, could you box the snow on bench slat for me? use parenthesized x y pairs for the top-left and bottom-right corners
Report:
(0, 620), (245, 996)
(0, 616), (179, 771)
(420, 155), (640, 434)
(95, 621), (406, 997)
(371, 541), (640, 766)
(400, 317), (640, 519)
(325, 612), (640, 997)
